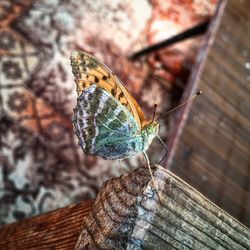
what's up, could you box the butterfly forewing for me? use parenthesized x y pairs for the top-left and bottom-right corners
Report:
(71, 51), (147, 128)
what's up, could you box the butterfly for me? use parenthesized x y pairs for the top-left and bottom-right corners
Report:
(71, 51), (160, 189)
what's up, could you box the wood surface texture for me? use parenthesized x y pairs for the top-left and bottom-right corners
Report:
(165, 0), (250, 227)
(0, 200), (93, 250)
(75, 167), (250, 249)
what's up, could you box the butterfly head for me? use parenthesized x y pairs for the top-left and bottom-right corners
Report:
(145, 121), (159, 134)
(143, 121), (159, 146)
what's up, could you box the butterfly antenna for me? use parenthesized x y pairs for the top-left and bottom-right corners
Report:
(152, 103), (157, 122)
(156, 91), (202, 121)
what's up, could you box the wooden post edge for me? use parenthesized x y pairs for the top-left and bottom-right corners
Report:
(75, 167), (250, 249)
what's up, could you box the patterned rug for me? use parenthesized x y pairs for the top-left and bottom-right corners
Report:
(0, 0), (216, 225)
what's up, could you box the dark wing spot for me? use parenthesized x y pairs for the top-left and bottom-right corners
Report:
(102, 75), (108, 80)
(118, 92), (124, 99)
(117, 111), (127, 123)
(86, 74), (89, 79)
(107, 97), (117, 110)
(131, 141), (136, 150)
(94, 76), (99, 83)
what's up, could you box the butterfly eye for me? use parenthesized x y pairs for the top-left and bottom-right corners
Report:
(147, 126), (152, 133)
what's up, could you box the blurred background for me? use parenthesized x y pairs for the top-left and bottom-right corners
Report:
(0, 0), (249, 228)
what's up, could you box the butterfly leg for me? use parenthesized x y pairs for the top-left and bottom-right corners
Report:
(155, 134), (169, 166)
(143, 152), (165, 206)
(143, 152), (157, 188)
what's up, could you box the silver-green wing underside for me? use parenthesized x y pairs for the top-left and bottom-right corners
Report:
(73, 85), (144, 160)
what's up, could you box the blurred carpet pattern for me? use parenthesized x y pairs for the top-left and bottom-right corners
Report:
(0, 0), (216, 224)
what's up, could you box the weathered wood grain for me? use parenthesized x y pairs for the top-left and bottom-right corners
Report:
(165, 0), (250, 227)
(75, 167), (250, 249)
(0, 200), (93, 250)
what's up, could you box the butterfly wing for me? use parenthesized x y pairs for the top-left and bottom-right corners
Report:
(71, 51), (147, 128)
(73, 85), (143, 160)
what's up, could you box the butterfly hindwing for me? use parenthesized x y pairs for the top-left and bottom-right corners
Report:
(73, 85), (143, 160)
(71, 51), (146, 128)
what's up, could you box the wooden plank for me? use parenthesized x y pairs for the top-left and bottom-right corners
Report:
(75, 167), (250, 249)
(165, 0), (250, 227)
(0, 200), (93, 250)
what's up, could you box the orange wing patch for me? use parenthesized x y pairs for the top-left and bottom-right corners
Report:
(71, 51), (147, 128)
